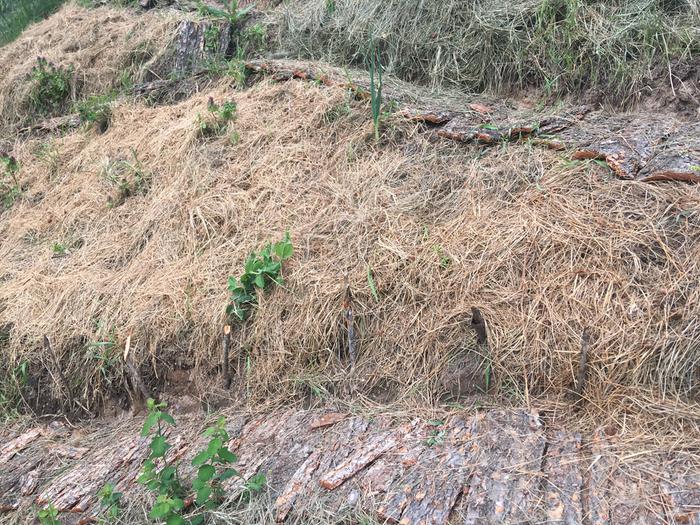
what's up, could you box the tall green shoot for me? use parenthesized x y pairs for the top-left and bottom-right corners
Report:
(368, 41), (383, 142)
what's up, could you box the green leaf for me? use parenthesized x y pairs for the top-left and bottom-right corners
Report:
(160, 412), (176, 426)
(206, 438), (223, 455)
(150, 435), (170, 458)
(191, 515), (205, 525)
(192, 478), (205, 490)
(217, 448), (237, 463)
(254, 273), (266, 288)
(367, 266), (379, 301)
(160, 465), (177, 481)
(141, 411), (159, 436)
(149, 502), (171, 518)
(196, 486), (212, 505)
(172, 498), (184, 511)
(166, 514), (186, 525)
(192, 450), (211, 466)
(273, 239), (293, 260)
(245, 472), (267, 492)
(198, 464), (216, 481)
(219, 467), (240, 481)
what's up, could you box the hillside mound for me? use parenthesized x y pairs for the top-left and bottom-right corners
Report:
(0, 4), (698, 434)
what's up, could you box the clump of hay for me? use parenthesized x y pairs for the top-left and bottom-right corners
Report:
(0, 3), (180, 133)
(0, 66), (698, 422)
(278, 0), (700, 105)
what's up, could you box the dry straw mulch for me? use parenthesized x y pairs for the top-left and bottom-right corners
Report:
(0, 5), (698, 428)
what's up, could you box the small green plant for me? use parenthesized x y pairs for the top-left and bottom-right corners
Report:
(98, 483), (123, 522)
(243, 23), (267, 53)
(432, 245), (452, 269)
(367, 41), (383, 142)
(325, 0), (336, 15)
(87, 327), (122, 387)
(367, 266), (379, 301)
(0, 358), (29, 419)
(191, 416), (243, 510)
(76, 95), (113, 133)
(424, 420), (445, 447)
(197, 99), (238, 138)
(51, 242), (67, 255)
(37, 503), (61, 525)
(226, 232), (293, 321)
(28, 57), (73, 114)
(197, 0), (254, 26)
(138, 399), (186, 525)
(0, 155), (21, 208)
(139, 400), (262, 525)
(204, 24), (222, 52)
(101, 149), (151, 207)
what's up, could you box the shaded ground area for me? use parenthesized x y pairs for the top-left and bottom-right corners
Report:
(1, 407), (699, 524)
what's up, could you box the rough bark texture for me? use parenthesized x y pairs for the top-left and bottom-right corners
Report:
(1, 407), (698, 524)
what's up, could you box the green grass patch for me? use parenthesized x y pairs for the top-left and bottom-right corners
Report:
(0, 0), (67, 47)
(281, 0), (700, 104)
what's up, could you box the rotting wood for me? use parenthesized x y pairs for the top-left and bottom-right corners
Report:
(343, 278), (357, 367)
(19, 114), (80, 135)
(470, 307), (487, 345)
(124, 339), (149, 413)
(544, 431), (583, 525)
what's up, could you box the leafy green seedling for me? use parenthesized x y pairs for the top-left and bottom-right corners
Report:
(226, 232), (293, 321)
(98, 482), (123, 521)
(37, 503), (61, 525)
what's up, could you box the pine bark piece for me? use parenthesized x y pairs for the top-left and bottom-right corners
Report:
(275, 450), (323, 522)
(544, 431), (583, 525)
(377, 417), (475, 525)
(319, 423), (413, 490)
(584, 429), (614, 525)
(0, 428), (43, 464)
(462, 410), (546, 525)
(572, 118), (677, 180)
(638, 122), (700, 182)
(659, 467), (700, 525)
(310, 412), (347, 430)
(402, 108), (459, 125)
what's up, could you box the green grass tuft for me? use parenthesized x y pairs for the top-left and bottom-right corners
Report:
(0, 0), (67, 47)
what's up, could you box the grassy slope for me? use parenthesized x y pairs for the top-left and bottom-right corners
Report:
(280, 0), (700, 105)
(0, 0), (67, 46)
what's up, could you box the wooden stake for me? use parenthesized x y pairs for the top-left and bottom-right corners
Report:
(574, 327), (591, 409)
(223, 325), (232, 389)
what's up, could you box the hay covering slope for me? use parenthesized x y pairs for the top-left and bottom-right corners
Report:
(0, 5), (698, 419)
(0, 3), (179, 134)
